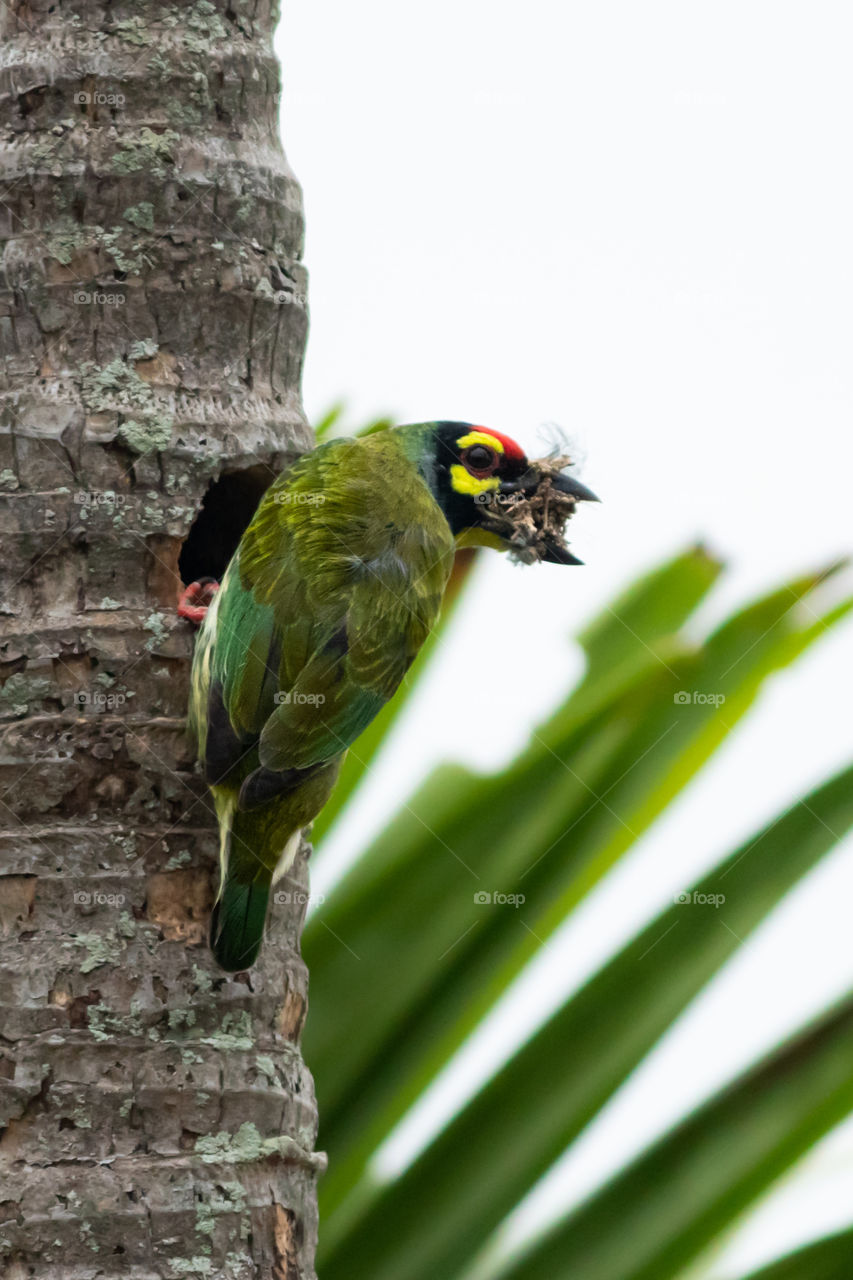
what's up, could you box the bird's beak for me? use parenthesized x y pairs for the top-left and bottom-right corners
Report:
(543, 471), (599, 563)
(540, 541), (585, 565)
(499, 466), (600, 505)
(548, 471), (600, 505)
(497, 463), (600, 566)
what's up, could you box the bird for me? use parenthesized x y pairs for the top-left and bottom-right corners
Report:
(185, 421), (597, 970)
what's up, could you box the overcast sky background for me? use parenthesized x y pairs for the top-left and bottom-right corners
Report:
(275, 4), (853, 1274)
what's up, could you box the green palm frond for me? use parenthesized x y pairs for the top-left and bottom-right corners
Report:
(736, 1226), (853, 1280)
(303, 531), (853, 1280)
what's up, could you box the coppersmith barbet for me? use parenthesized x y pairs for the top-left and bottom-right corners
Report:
(187, 421), (596, 970)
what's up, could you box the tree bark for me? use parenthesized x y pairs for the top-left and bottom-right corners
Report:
(0, 2), (322, 1276)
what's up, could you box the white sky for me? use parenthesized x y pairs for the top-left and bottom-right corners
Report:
(276, 3), (853, 1274)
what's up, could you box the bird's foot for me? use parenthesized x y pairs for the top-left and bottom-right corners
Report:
(177, 577), (219, 625)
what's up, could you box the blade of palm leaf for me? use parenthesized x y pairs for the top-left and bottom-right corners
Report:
(313, 401), (347, 442)
(310, 549), (479, 845)
(316, 763), (853, 1278)
(579, 542), (721, 663)
(536, 540), (723, 742)
(306, 577), (851, 1218)
(495, 991), (853, 1280)
(734, 1226), (853, 1280)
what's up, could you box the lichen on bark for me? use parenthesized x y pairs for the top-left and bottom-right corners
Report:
(0, 1), (321, 1275)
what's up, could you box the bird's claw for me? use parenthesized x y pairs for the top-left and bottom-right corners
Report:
(178, 578), (219, 625)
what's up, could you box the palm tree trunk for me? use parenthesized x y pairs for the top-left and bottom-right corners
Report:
(0, 2), (322, 1275)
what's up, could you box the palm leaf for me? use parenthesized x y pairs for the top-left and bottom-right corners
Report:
(736, 1227), (853, 1280)
(318, 764), (853, 1279)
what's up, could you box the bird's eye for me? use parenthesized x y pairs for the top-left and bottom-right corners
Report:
(464, 445), (496, 472)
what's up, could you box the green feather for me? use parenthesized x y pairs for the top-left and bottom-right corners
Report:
(210, 876), (269, 972)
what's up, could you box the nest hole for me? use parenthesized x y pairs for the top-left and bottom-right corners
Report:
(179, 466), (272, 585)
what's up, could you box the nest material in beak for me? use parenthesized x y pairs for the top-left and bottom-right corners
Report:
(479, 455), (586, 565)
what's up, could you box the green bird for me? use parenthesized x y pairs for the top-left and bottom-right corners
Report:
(186, 421), (596, 971)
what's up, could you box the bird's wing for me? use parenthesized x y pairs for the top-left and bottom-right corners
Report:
(204, 434), (454, 780)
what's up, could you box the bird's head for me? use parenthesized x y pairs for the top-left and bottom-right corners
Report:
(408, 421), (598, 564)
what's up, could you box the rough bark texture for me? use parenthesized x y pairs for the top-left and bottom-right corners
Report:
(0, 2), (322, 1276)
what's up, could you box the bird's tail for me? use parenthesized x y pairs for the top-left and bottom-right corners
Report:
(210, 797), (301, 971)
(209, 799), (272, 971)
(210, 872), (270, 972)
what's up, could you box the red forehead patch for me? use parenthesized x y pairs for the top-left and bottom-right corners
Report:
(472, 427), (527, 463)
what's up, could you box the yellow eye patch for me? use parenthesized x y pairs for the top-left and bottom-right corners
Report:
(449, 465), (500, 497)
(455, 430), (504, 453)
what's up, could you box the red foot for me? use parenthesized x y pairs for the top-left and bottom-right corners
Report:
(178, 578), (219, 625)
